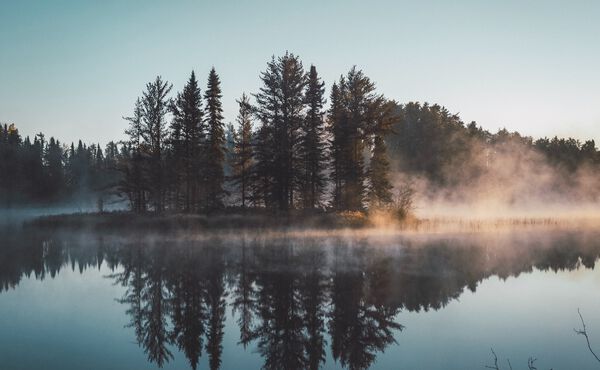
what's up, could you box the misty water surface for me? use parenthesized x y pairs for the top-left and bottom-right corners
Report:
(1, 226), (600, 370)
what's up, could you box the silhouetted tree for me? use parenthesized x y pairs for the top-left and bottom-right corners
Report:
(254, 53), (307, 210)
(204, 68), (226, 210)
(170, 71), (204, 212)
(299, 65), (327, 209)
(141, 76), (173, 212)
(231, 93), (254, 208)
(122, 98), (148, 212)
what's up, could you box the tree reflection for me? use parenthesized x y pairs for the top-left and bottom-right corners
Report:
(2, 228), (600, 369)
(169, 246), (207, 370)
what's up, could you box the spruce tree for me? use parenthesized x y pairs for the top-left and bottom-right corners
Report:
(171, 71), (204, 212)
(328, 67), (386, 211)
(368, 135), (393, 207)
(141, 76), (172, 212)
(232, 93), (254, 208)
(327, 82), (346, 210)
(254, 53), (307, 210)
(122, 98), (147, 212)
(367, 100), (398, 208)
(300, 65), (326, 209)
(204, 68), (226, 210)
(44, 137), (64, 200)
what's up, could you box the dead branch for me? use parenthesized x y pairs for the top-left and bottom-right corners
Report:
(485, 348), (500, 370)
(527, 357), (537, 370)
(574, 308), (600, 363)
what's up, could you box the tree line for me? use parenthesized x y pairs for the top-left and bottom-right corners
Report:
(1, 53), (599, 212)
(0, 123), (119, 208)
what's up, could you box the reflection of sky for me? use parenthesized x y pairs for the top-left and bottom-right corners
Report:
(2, 262), (600, 369)
(1, 1), (599, 145)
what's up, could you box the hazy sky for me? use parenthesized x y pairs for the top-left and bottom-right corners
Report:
(1, 0), (599, 145)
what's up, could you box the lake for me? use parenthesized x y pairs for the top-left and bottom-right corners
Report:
(1, 226), (600, 370)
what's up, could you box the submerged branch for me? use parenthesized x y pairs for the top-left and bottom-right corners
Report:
(575, 308), (600, 364)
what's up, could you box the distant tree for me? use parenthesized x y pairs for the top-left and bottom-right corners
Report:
(231, 93), (254, 208)
(0, 124), (22, 206)
(44, 137), (64, 199)
(204, 68), (226, 210)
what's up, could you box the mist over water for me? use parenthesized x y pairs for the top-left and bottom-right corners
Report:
(393, 133), (600, 222)
(2, 226), (600, 369)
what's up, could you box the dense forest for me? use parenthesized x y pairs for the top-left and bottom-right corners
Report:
(1, 53), (599, 213)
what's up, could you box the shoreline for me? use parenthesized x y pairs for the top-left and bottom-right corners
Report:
(20, 210), (600, 235)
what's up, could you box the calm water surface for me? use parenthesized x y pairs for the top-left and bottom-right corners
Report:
(1, 226), (600, 370)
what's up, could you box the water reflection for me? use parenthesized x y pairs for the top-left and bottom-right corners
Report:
(1, 229), (599, 369)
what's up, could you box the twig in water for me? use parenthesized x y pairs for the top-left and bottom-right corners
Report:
(574, 308), (600, 363)
(527, 357), (537, 370)
(485, 348), (500, 370)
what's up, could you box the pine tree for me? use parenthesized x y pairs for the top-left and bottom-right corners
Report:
(44, 137), (64, 199)
(232, 93), (254, 208)
(141, 76), (172, 212)
(254, 53), (307, 210)
(328, 67), (384, 211)
(368, 100), (398, 208)
(300, 65), (326, 209)
(327, 82), (346, 210)
(368, 136), (393, 207)
(224, 123), (236, 178)
(204, 68), (226, 210)
(0, 124), (21, 206)
(122, 98), (148, 212)
(171, 71), (204, 212)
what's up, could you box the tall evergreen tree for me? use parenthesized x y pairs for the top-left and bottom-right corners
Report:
(368, 136), (393, 207)
(300, 65), (326, 209)
(328, 67), (384, 211)
(0, 124), (22, 206)
(254, 53), (307, 210)
(122, 98), (148, 212)
(367, 100), (398, 208)
(204, 68), (226, 210)
(231, 93), (254, 208)
(44, 137), (64, 199)
(141, 76), (172, 212)
(170, 71), (204, 212)
(327, 82), (346, 210)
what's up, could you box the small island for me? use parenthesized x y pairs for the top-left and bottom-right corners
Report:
(2, 54), (599, 232)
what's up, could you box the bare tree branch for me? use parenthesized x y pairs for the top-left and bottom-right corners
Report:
(527, 357), (537, 370)
(575, 308), (600, 364)
(485, 348), (500, 370)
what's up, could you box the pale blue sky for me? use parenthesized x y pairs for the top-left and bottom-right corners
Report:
(1, 0), (599, 145)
